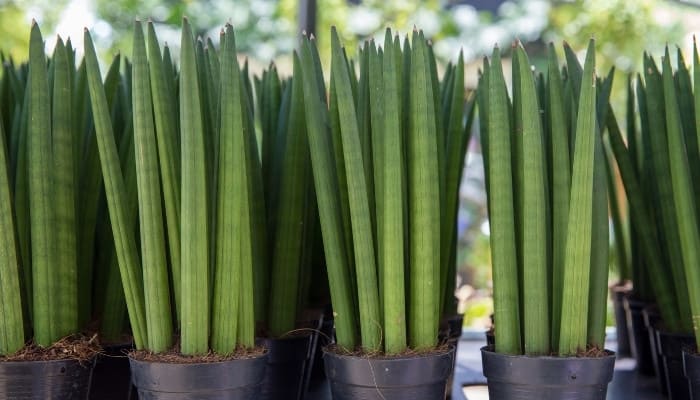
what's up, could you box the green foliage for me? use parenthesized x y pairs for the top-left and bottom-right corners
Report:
(132, 20), (173, 353)
(298, 28), (473, 354)
(484, 40), (612, 356)
(178, 18), (210, 355)
(0, 96), (24, 356)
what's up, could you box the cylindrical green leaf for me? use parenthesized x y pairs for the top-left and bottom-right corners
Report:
(84, 28), (148, 349)
(132, 20), (173, 352)
(407, 31), (440, 350)
(28, 22), (57, 346)
(179, 18), (210, 356)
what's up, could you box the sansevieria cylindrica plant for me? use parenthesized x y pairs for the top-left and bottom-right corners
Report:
(482, 39), (613, 356)
(299, 27), (474, 354)
(84, 19), (262, 356)
(0, 22), (96, 356)
(607, 44), (700, 350)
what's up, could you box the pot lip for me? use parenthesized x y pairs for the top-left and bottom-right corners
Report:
(322, 344), (455, 361)
(480, 346), (615, 361)
(683, 347), (700, 354)
(655, 330), (695, 340)
(0, 356), (96, 366)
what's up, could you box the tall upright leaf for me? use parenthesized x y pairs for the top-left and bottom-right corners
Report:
(299, 36), (358, 349)
(51, 38), (78, 338)
(330, 29), (381, 352)
(513, 43), (549, 355)
(84, 28), (148, 349)
(559, 40), (596, 355)
(212, 25), (246, 352)
(546, 44), (570, 348)
(179, 18), (210, 355)
(376, 30), (407, 354)
(486, 47), (521, 355)
(0, 112), (23, 355)
(146, 22), (182, 322)
(407, 31), (440, 350)
(132, 20), (173, 352)
(27, 22), (57, 346)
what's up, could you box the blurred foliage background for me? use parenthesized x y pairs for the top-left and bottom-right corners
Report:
(4, 0), (694, 69)
(3, 0), (699, 329)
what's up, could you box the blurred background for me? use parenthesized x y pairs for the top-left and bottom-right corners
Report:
(4, 0), (700, 331)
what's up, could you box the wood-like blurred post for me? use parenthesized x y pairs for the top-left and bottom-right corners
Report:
(299, 0), (317, 37)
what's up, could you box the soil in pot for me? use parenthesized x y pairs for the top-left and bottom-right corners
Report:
(0, 335), (99, 399)
(256, 334), (313, 400)
(656, 330), (694, 400)
(610, 282), (632, 357)
(682, 348), (700, 399)
(129, 347), (268, 400)
(323, 345), (455, 400)
(481, 346), (616, 400)
(625, 297), (655, 375)
(89, 342), (137, 400)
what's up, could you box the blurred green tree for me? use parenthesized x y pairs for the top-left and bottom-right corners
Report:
(545, 0), (685, 73)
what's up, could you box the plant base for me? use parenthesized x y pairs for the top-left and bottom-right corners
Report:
(256, 335), (313, 400)
(624, 297), (655, 375)
(323, 346), (454, 400)
(0, 357), (95, 399)
(481, 346), (615, 400)
(657, 330), (693, 400)
(129, 352), (267, 399)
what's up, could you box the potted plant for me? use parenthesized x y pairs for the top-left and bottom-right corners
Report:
(83, 19), (268, 398)
(613, 43), (700, 400)
(479, 39), (616, 399)
(0, 21), (98, 398)
(607, 46), (699, 399)
(297, 27), (472, 400)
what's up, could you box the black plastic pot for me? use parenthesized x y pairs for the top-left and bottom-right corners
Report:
(257, 335), (313, 400)
(624, 297), (655, 375)
(323, 346), (455, 400)
(656, 330), (694, 400)
(682, 348), (700, 399)
(439, 314), (463, 399)
(129, 352), (267, 399)
(90, 343), (137, 400)
(643, 308), (665, 395)
(0, 357), (95, 399)
(610, 283), (632, 357)
(481, 346), (615, 400)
